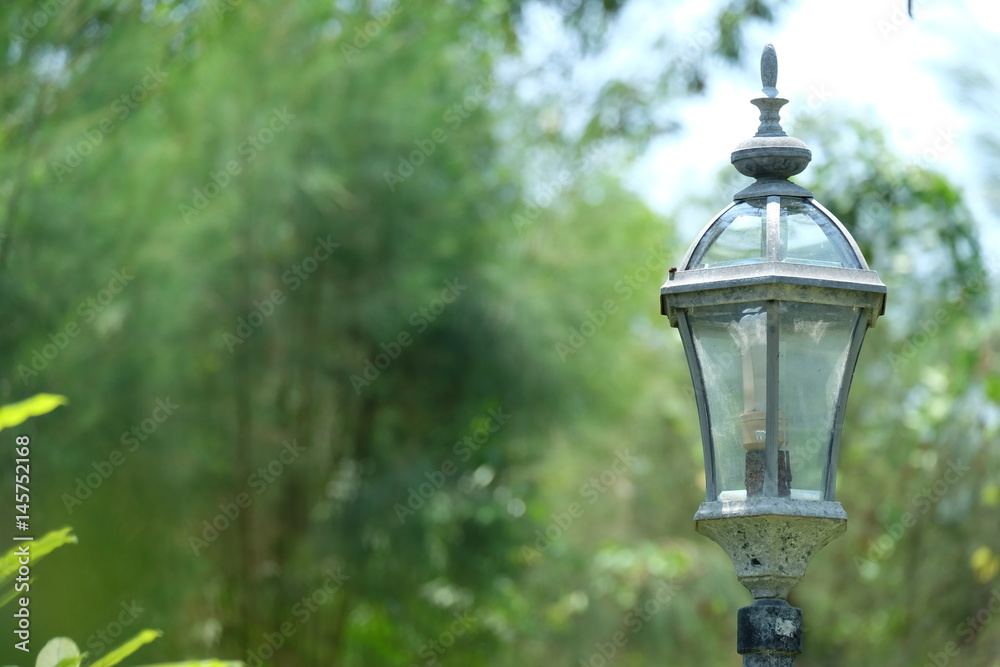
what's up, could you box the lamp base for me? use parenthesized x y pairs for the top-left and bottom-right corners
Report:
(737, 598), (802, 666)
(694, 498), (847, 600)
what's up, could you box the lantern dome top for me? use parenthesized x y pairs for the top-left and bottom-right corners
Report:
(682, 196), (868, 272)
(661, 44), (886, 331)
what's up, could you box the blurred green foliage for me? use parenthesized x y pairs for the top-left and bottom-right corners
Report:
(0, 400), (230, 667)
(0, 1), (997, 666)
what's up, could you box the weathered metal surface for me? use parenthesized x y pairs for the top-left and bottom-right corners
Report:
(694, 498), (847, 600)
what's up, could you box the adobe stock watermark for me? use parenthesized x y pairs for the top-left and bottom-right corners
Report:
(180, 107), (296, 223)
(555, 246), (669, 361)
(51, 66), (168, 181)
(340, 2), (405, 61)
(16, 268), (134, 384)
(858, 126), (958, 221)
(349, 278), (468, 394)
(84, 600), (145, 657)
(580, 579), (681, 667)
(886, 256), (994, 373)
(188, 438), (305, 555)
(244, 566), (350, 666)
(383, 75), (498, 191)
(221, 235), (340, 352)
(877, 0), (923, 40)
(8, 0), (70, 47)
(394, 407), (511, 523)
(921, 589), (1000, 667)
(911, 126), (959, 169)
(406, 611), (477, 667)
(511, 170), (572, 232)
(853, 459), (970, 576)
(853, 123), (960, 242)
(206, 0), (243, 19)
(512, 126), (621, 233)
(62, 397), (179, 514)
(521, 448), (637, 563)
(673, 7), (744, 67)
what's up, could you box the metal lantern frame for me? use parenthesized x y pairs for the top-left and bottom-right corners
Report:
(662, 195), (886, 502)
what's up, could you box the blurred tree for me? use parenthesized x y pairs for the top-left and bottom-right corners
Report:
(0, 0), (996, 666)
(0, 0), (790, 665)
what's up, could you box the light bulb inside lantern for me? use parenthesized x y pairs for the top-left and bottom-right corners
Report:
(726, 306), (790, 497)
(728, 310), (767, 415)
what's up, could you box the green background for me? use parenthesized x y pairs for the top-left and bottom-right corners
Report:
(0, 1), (998, 665)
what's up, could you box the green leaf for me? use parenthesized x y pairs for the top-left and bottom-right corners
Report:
(0, 394), (69, 432)
(35, 637), (81, 667)
(52, 658), (84, 667)
(88, 630), (162, 667)
(137, 662), (244, 667)
(0, 528), (77, 590)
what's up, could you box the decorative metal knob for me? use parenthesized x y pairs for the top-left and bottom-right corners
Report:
(761, 43), (778, 97)
(729, 44), (813, 198)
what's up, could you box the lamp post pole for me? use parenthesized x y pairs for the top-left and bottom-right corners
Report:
(660, 44), (887, 665)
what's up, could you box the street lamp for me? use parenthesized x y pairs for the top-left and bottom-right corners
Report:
(660, 44), (886, 665)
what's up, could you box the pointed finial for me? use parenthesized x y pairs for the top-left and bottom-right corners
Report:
(729, 43), (813, 200)
(761, 43), (778, 97)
